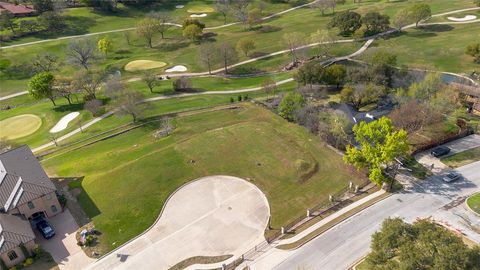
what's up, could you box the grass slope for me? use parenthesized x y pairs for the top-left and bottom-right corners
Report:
(442, 147), (480, 168)
(42, 103), (365, 253)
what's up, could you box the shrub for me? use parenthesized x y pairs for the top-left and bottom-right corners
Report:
(238, 95), (242, 101)
(173, 76), (192, 91)
(22, 258), (33, 267)
(85, 235), (95, 247)
(230, 97), (235, 103)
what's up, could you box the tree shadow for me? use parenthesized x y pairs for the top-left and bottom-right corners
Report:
(420, 24), (454, 32)
(53, 102), (85, 113)
(157, 40), (190, 51)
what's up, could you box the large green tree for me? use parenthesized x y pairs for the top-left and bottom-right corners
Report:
(278, 92), (305, 121)
(409, 3), (431, 27)
(28, 72), (57, 106)
(328, 10), (362, 35)
(344, 117), (409, 187)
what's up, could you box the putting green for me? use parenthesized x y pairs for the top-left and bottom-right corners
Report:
(0, 114), (42, 140)
(187, 6), (215, 13)
(124, 60), (167, 71)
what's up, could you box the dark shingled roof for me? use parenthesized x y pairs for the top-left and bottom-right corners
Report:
(0, 146), (56, 212)
(0, 214), (35, 253)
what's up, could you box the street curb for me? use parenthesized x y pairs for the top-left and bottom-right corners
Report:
(465, 192), (480, 217)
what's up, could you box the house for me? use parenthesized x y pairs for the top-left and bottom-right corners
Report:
(451, 82), (480, 116)
(0, 145), (61, 267)
(0, 2), (36, 17)
(0, 213), (35, 268)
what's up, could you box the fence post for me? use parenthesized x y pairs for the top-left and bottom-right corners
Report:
(329, 194), (333, 202)
(306, 209), (310, 217)
(355, 185), (359, 193)
(281, 227), (285, 234)
(349, 181), (353, 189)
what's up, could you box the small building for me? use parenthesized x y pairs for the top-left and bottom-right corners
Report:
(451, 82), (480, 116)
(0, 2), (36, 17)
(0, 213), (35, 268)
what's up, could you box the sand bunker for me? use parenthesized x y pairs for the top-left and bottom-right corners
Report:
(125, 60), (167, 71)
(165, 65), (188, 72)
(447, 15), (477, 22)
(0, 114), (42, 140)
(50, 112), (80, 133)
(190, 13), (207, 18)
(175, 5), (184, 9)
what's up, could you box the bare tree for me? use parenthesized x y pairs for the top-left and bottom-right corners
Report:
(231, 0), (251, 28)
(389, 99), (441, 133)
(123, 31), (132, 45)
(113, 89), (145, 122)
(137, 18), (158, 48)
(310, 29), (335, 58)
(54, 77), (77, 105)
(32, 53), (59, 73)
(198, 43), (218, 74)
(215, 0), (230, 24)
(73, 70), (105, 99)
(219, 42), (238, 74)
(142, 71), (159, 93)
(84, 99), (103, 116)
(67, 38), (98, 70)
(282, 32), (305, 62)
(261, 78), (277, 99)
(147, 11), (172, 39)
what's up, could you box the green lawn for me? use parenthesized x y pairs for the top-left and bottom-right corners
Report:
(41, 103), (366, 254)
(467, 193), (480, 215)
(366, 23), (480, 73)
(442, 147), (480, 168)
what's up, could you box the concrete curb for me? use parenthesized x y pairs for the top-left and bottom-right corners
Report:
(465, 192), (480, 217)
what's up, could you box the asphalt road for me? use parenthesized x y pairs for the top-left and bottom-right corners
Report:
(251, 161), (480, 270)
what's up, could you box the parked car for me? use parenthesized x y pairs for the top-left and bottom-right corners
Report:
(431, 146), (451, 157)
(36, 219), (55, 239)
(442, 171), (461, 183)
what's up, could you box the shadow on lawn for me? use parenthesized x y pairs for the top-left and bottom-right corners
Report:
(57, 176), (102, 220)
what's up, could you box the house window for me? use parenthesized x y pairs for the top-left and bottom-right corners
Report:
(27, 201), (34, 209)
(51, 205), (57, 213)
(46, 194), (52, 200)
(7, 250), (17, 261)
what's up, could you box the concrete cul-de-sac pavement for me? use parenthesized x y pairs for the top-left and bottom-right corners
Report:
(415, 134), (480, 173)
(85, 175), (270, 270)
(35, 209), (95, 270)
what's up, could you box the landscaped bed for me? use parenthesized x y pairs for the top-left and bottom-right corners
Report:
(42, 103), (366, 254)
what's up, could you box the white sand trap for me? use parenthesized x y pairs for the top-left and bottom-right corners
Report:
(175, 5), (184, 8)
(50, 112), (80, 133)
(165, 65), (188, 72)
(447, 15), (477, 22)
(88, 175), (270, 270)
(190, 13), (207, 18)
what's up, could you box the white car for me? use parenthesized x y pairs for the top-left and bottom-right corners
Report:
(442, 171), (461, 183)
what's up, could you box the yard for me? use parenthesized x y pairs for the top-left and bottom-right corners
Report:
(41, 103), (366, 254)
(442, 147), (480, 168)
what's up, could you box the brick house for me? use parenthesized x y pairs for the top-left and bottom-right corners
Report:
(0, 145), (61, 267)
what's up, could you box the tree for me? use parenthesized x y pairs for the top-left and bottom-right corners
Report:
(328, 10), (362, 35)
(215, 0), (230, 24)
(67, 38), (98, 70)
(232, 0), (251, 28)
(73, 70), (104, 99)
(310, 29), (335, 58)
(219, 42), (238, 74)
(54, 77), (76, 105)
(407, 73), (443, 102)
(361, 12), (390, 35)
(183, 24), (203, 42)
(236, 38), (256, 56)
(344, 117), (409, 187)
(84, 99), (103, 116)
(365, 218), (480, 270)
(111, 88), (145, 122)
(19, 20), (40, 34)
(198, 43), (218, 74)
(475, 0), (480, 7)
(340, 83), (385, 110)
(81, 0), (117, 12)
(97, 37), (113, 57)
(38, 10), (65, 31)
(261, 78), (277, 99)
(324, 64), (346, 89)
(32, 53), (58, 73)
(247, 8), (262, 29)
(393, 8), (412, 31)
(389, 99), (441, 133)
(430, 86), (461, 115)
(283, 32), (305, 62)
(28, 72), (57, 106)
(318, 109), (350, 148)
(278, 91), (305, 121)
(466, 43), (480, 63)
(32, 0), (55, 13)
(409, 3), (431, 27)
(314, 0), (336, 16)
(142, 71), (158, 93)
(173, 76), (192, 91)
(148, 11), (172, 39)
(0, 12), (16, 34)
(137, 18), (157, 48)
(294, 61), (324, 88)
(182, 18), (205, 30)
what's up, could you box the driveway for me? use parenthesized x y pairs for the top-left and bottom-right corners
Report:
(86, 176), (269, 270)
(415, 134), (480, 173)
(35, 209), (95, 270)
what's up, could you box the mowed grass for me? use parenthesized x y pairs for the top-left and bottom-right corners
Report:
(442, 147), (480, 168)
(467, 193), (480, 215)
(42, 103), (365, 253)
(367, 23), (480, 73)
(0, 114), (42, 140)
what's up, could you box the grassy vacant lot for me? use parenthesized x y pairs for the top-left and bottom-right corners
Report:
(442, 147), (480, 168)
(467, 193), (480, 215)
(42, 103), (365, 253)
(368, 23), (480, 73)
